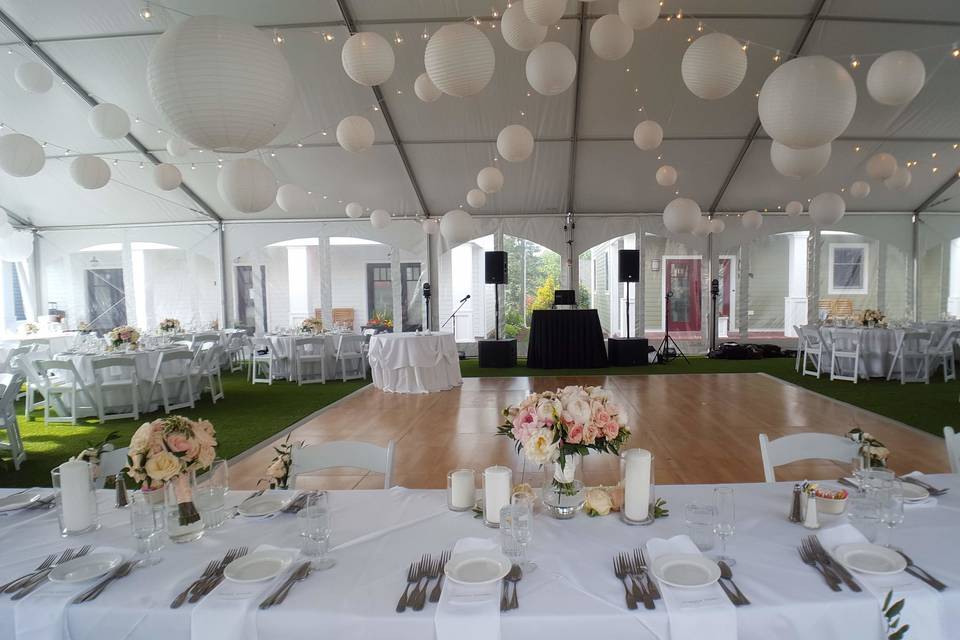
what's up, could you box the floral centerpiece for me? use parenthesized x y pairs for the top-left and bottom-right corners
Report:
(158, 318), (181, 333)
(21, 322), (39, 335)
(847, 428), (889, 468)
(70, 431), (120, 481)
(300, 317), (324, 335)
(107, 325), (140, 349)
(861, 309), (886, 327)
(260, 434), (302, 489)
(367, 311), (393, 330)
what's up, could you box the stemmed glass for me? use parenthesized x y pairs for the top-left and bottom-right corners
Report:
(713, 487), (736, 567)
(878, 480), (905, 548)
(297, 493), (334, 570)
(130, 491), (163, 565)
(511, 492), (536, 573)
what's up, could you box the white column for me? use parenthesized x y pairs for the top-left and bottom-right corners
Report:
(427, 231), (440, 331)
(948, 237), (960, 318)
(635, 228), (644, 337)
(120, 239), (138, 327)
(806, 229), (822, 325)
(318, 235), (333, 329)
(737, 245), (749, 339)
(784, 232), (809, 337)
(390, 247), (402, 332)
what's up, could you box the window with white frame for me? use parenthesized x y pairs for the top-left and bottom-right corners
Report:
(829, 243), (868, 295)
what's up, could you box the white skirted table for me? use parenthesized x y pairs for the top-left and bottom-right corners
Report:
(367, 332), (461, 393)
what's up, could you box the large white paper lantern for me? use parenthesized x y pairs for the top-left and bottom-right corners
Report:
(425, 24), (495, 98)
(0, 230), (33, 262)
(276, 184), (313, 214)
(663, 197), (701, 234)
(656, 165), (677, 186)
(770, 141), (831, 178)
(619, 0), (660, 30)
(370, 209), (391, 229)
(166, 137), (190, 157)
(345, 202), (364, 218)
(809, 192), (845, 226)
(849, 180), (870, 199)
(633, 120), (663, 150)
(0, 134), (44, 177)
(866, 152), (897, 181)
(741, 210), (763, 230)
(422, 218), (439, 235)
(681, 33), (747, 100)
(590, 15), (634, 61)
(497, 124), (534, 162)
(526, 42), (576, 96)
(89, 103), (130, 140)
(785, 200), (804, 216)
(414, 73), (442, 102)
(341, 32), (395, 87)
(884, 166), (912, 190)
(70, 155), (111, 190)
(867, 51), (925, 107)
(502, 2), (547, 51)
(524, 0), (565, 26)
(153, 163), (182, 191)
(467, 188), (487, 208)
(691, 217), (711, 237)
(217, 158), (277, 213)
(477, 166), (504, 193)
(147, 15), (295, 153)
(440, 209), (475, 244)
(15, 62), (52, 93)
(336, 115), (375, 153)
(758, 56), (856, 150)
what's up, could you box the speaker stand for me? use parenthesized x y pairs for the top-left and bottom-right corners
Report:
(624, 284), (630, 339)
(494, 283), (500, 340)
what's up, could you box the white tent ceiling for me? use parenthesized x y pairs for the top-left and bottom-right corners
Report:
(0, 0), (958, 229)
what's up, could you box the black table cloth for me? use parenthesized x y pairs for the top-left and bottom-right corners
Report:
(526, 309), (608, 369)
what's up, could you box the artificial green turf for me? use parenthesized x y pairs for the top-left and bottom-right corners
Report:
(1, 371), (368, 488)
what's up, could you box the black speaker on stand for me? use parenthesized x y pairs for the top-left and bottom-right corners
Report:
(608, 249), (649, 366)
(479, 250), (516, 367)
(617, 249), (639, 338)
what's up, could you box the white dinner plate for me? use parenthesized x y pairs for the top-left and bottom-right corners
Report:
(237, 494), (288, 517)
(0, 490), (43, 512)
(833, 543), (906, 575)
(900, 483), (929, 503)
(224, 550), (295, 583)
(49, 552), (124, 583)
(651, 553), (721, 589)
(444, 549), (512, 586)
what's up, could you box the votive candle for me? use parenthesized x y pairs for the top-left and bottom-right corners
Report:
(448, 469), (476, 511)
(483, 466), (512, 526)
(623, 449), (652, 523)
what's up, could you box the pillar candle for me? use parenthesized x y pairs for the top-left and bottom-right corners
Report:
(623, 449), (652, 522)
(59, 460), (94, 532)
(449, 469), (476, 509)
(483, 466), (512, 525)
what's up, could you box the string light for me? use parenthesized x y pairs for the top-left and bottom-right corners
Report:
(687, 36), (693, 43)
(850, 55), (860, 68)
(954, 143), (959, 150)
(421, 27), (429, 41)
(138, 161), (144, 169)
(139, 3), (152, 21)
(112, 159), (118, 166)
(773, 50), (781, 63)
(696, 21), (703, 32)
(191, 163), (196, 170)
(932, 166), (939, 173)
(269, 151), (276, 157)
(931, 152), (937, 158)
(675, 9), (683, 19)
(854, 145), (861, 152)
(555, 24), (560, 30)
(491, 7), (499, 18)
(323, 32), (335, 42)
(273, 30), (284, 46)
(297, 142), (303, 147)
(473, 16), (481, 26)
(393, 31), (404, 45)
(953, 47), (960, 58)
(741, 41), (749, 52)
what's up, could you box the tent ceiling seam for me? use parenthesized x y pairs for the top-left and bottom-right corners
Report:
(564, 3), (588, 217)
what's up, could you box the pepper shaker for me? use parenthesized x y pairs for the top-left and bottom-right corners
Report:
(789, 483), (803, 523)
(114, 472), (128, 509)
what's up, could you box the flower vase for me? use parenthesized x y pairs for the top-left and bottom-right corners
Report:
(164, 472), (204, 543)
(541, 454), (585, 519)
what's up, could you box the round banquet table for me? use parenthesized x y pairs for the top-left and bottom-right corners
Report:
(265, 334), (344, 379)
(814, 327), (901, 378)
(367, 332), (462, 393)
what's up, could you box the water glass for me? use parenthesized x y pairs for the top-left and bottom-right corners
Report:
(130, 491), (163, 565)
(713, 487), (736, 566)
(499, 505), (521, 562)
(195, 459), (228, 529)
(684, 503), (717, 551)
(511, 492), (536, 573)
(878, 480), (905, 548)
(847, 492), (880, 542)
(297, 502), (335, 570)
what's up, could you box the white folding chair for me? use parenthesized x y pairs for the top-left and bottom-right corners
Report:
(16, 352), (51, 418)
(150, 350), (196, 413)
(928, 328), (959, 383)
(192, 343), (225, 403)
(37, 360), (98, 425)
(333, 335), (367, 382)
(91, 357), (140, 423)
(944, 427), (960, 474)
(758, 432), (860, 483)
(801, 326), (825, 378)
(225, 332), (247, 373)
(1, 346), (30, 375)
(830, 329), (862, 383)
(290, 440), (395, 489)
(793, 325), (805, 373)
(93, 445), (130, 489)
(190, 332), (221, 351)
(0, 373), (26, 470)
(886, 331), (933, 384)
(294, 337), (326, 385)
(250, 337), (277, 385)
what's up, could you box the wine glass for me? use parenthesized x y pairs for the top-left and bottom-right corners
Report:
(297, 498), (334, 570)
(511, 492), (536, 573)
(713, 487), (736, 567)
(195, 459), (228, 529)
(878, 480), (905, 548)
(130, 491), (163, 565)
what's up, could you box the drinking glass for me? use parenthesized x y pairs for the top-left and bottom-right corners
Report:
(499, 505), (520, 562)
(878, 480), (905, 548)
(684, 503), (717, 551)
(297, 502), (335, 570)
(713, 487), (736, 566)
(130, 491), (163, 565)
(511, 492), (536, 573)
(847, 492), (880, 542)
(195, 459), (228, 529)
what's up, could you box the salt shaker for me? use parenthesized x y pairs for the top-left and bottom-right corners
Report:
(802, 493), (820, 529)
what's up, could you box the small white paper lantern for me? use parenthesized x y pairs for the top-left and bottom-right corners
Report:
(0, 134), (45, 177)
(502, 2), (547, 51)
(867, 51), (925, 107)
(785, 200), (804, 216)
(619, 0), (660, 31)
(345, 202), (364, 218)
(849, 180), (871, 199)
(866, 152), (897, 181)
(809, 192), (846, 226)
(741, 210), (763, 230)
(633, 120), (663, 151)
(691, 217), (712, 237)
(497, 124), (534, 162)
(422, 218), (439, 235)
(590, 15), (634, 61)
(341, 32), (395, 87)
(276, 184), (313, 214)
(440, 209), (475, 244)
(89, 103), (130, 140)
(336, 115), (375, 153)
(0, 230), (33, 262)
(477, 166), (504, 193)
(526, 42), (576, 96)
(758, 55), (857, 150)
(681, 33), (747, 100)
(153, 163), (182, 191)
(70, 155), (111, 190)
(884, 165), (912, 190)
(217, 158), (277, 213)
(166, 137), (190, 157)
(425, 24), (496, 98)
(467, 188), (487, 208)
(655, 165), (677, 186)
(370, 209), (391, 229)
(770, 140), (831, 178)
(414, 73), (442, 102)
(524, 0), (566, 26)
(710, 218), (726, 234)
(663, 197), (701, 234)
(15, 62), (53, 93)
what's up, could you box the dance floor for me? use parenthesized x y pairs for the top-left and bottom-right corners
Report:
(227, 373), (951, 490)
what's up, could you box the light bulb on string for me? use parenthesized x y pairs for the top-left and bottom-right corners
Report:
(696, 21), (703, 32)
(741, 40), (749, 52)
(473, 16), (481, 26)
(394, 31), (404, 44)
(953, 46), (959, 58)
(421, 27), (429, 40)
(773, 50), (781, 63)
(139, 3), (152, 21)
(191, 163), (196, 170)
(491, 7), (499, 18)
(854, 145), (861, 152)
(297, 142), (304, 148)
(112, 159), (118, 166)
(273, 30), (284, 46)
(675, 9), (683, 19)
(850, 55), (859, 68)
(931, 152), (937, 158)
(138, 161), (144, 169)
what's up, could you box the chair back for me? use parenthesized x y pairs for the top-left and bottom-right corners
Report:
(933, 328), (960, 354)
(251, 337), (272, 353)
(800, 326), (824, 348)
(156, 350), (194, 378)
(2, 346), (30, 372)
(38, 360), (82, 384)
(0, 372), (24, 407)
(900, 331), (932, 354)
(294, 337), (325, 355)
(831, 328), (862, 352)
(14, 353), (48, 390)
(945, 427), (960, 474)
(91, 356), (137, 382)
(94, 446), (130, 489)
(758, 432), (859, 483)
(290, 440), (395, 489)
(336, 334), (365, 358)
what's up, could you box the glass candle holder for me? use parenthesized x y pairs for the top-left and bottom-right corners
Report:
(447, 469), (476, 511)
(482, 466), (512, 528)
(620, 449), (655, 526)
(52, 460), (100, 537)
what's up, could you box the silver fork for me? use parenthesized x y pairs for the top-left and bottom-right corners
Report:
(413, 557), (440, 611)
(429, 550), (451, 603)
(396, 557), (426, 613)
(798, 544), (841, 591)
(189, 547), (248, 603)
(170, 560), (217, 608)
(12, 546), (93, 600)
(0, 554), (56, 592)
(613, 555), (637, 610)
(624, 553), (654, 610)
(897, 550), (947, 591)
(73, 560), (138, 604)
(635, 549), (661, 601)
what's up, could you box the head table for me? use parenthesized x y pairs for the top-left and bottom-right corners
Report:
(1, 477), (958, 640)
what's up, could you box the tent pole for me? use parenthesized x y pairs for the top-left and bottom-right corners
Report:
(218, 223), (228, 328)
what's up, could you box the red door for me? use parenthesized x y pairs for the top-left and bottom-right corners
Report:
(665, 258), (701, 332)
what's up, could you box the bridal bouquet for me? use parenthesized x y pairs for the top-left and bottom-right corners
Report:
(158, 318), (181, 333)
(107, 325), (140, 348)
(301, 317), (324, 335)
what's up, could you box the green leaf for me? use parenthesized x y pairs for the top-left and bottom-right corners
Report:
(888, 624), (909, 640)
(882, 590), (893, 611)
(885, 599), (905, 620)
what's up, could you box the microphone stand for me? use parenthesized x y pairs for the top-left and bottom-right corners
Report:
(442, 297), (470, 338)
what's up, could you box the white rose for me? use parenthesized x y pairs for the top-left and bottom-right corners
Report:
(536, 397), (561, 421)
(129, 422), (154, 454)
(524, 428), (560, 465)
(144, 451), (181, 483)
(563, 397), (592, 427)
(584, 487), (613, 516)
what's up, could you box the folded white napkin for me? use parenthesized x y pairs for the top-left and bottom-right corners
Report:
(435, 537), (501, 640)
(817, 524), (947, 640)
(645, 535), (737, 640)
(841, 475), (938, 509)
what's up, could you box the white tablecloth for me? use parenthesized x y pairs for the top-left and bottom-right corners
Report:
(1, 478), (959, 640)
(367, 332), (461, 393)
(264, 334), (346, 379)
(817, 327), (902, 378)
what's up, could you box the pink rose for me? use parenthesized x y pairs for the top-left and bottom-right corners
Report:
(582, 423), (600, 445)
(166, 433), (196, 455)
(566, 424), (584, 444)
(594, 409), (611, 425)
(511, 408), (542, 442)
(603, 420), (620, 440)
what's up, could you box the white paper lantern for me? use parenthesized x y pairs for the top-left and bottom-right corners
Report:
(440, 209), (475, 245)
(467, 188), (487, 208)
(217, 158), (277, 213)
(276, 184), (314, 214)
(0, 134), (45, 177)
(524, 0), (565, 26)
(336, 115), (375, 153)
(785, 200), (804, 216)
(341, 32), (395, 87)
(655, 165), (677, 186)
(153, 163), (182, 191)
(70, 155), (111, 190)
(741, 210), (763, 230)
(691, 217), (712, 237)
(166, 137), (190, 157)
(619, 0), (660, 30)
(414, 73), (442, 103)
(710, 219), (726, 234)
(345, 202), (364, 218)
(477, 166), (504, 194)
(497, 124), (534, 162)
(681, 33), (747, 100)
(0, 230), (33, 262)
(884, 166), (912, 191)
(526, 42), (576, 96)
(89, 103), (130, 140)
(422, 218), (439, 235)
(502, 2), (547, 51)
(663, 197), (701, 234)
(809, 192), (846, 226)
(370, 209), (391, 229)
(14, 62), (52, 93)
(633, 120), (663, 151)
(147, 15), (295, 153)
(867, 51), (925, 107)
(425, 24), (495, 98)
(849, 180), (871, 199)
(590, 15), (634, 61)
(770, 140), (831, 179)
(866, 152), (897, 181)
(758, 55), (857, 150)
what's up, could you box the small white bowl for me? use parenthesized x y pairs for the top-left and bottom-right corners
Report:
(816, 495), (848, 515)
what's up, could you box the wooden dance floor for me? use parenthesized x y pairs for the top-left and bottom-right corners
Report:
(228, 373), (950, 490)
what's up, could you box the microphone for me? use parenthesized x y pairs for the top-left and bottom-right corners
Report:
(459, 294), (471, 303)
